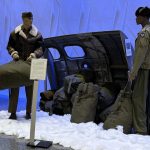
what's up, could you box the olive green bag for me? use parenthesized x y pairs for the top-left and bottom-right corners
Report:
(71, 82), (99, 123)
(103, 81), (132, 134)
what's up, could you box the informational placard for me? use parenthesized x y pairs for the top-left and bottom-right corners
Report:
(28, 58), (52, 148)
(30, 59), (47, 80)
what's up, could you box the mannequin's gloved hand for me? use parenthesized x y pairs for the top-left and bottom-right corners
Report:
(128, 71), (136, 81)
(11, 51), (19, 61)
(26, 53), (36, 62)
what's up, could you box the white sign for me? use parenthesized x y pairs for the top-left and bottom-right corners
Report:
(30, 59), (47, 80)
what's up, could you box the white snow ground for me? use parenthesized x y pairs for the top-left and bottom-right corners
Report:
(0, 110), (149, 150)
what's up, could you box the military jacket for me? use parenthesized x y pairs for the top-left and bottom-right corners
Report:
(131, 24), (150, 77)
(7, 24), (43, 60)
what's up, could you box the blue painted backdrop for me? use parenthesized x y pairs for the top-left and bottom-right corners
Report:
(0, 0), (150, 99)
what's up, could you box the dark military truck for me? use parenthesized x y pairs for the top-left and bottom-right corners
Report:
(43, 30), (133, 90)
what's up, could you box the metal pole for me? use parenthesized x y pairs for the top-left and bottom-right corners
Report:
(29, 80), (38, 144)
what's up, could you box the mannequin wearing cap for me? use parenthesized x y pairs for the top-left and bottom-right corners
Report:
(0, 12), (43, 120)
(128, 7), (150, 134)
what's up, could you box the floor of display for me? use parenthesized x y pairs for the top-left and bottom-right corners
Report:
(0, 134), (72, 150)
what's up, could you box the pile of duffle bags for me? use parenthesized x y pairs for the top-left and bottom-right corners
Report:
(39, 73), (132, 134)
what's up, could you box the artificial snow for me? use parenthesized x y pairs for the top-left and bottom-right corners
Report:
(0, 110), (149, 150)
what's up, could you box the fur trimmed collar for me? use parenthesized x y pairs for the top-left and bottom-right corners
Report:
(15, 24), (38, 37)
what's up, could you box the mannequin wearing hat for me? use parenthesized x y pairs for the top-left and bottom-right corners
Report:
(129, 7), (150, 134)
(0, 12), (43, 119)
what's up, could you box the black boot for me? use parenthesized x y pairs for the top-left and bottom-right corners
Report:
(25, 112), (31, 120)
(9, 113), (17, 120)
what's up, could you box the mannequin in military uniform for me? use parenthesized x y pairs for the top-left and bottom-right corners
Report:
(129, 7), (150, 134)
(0, 12), (43, 119)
